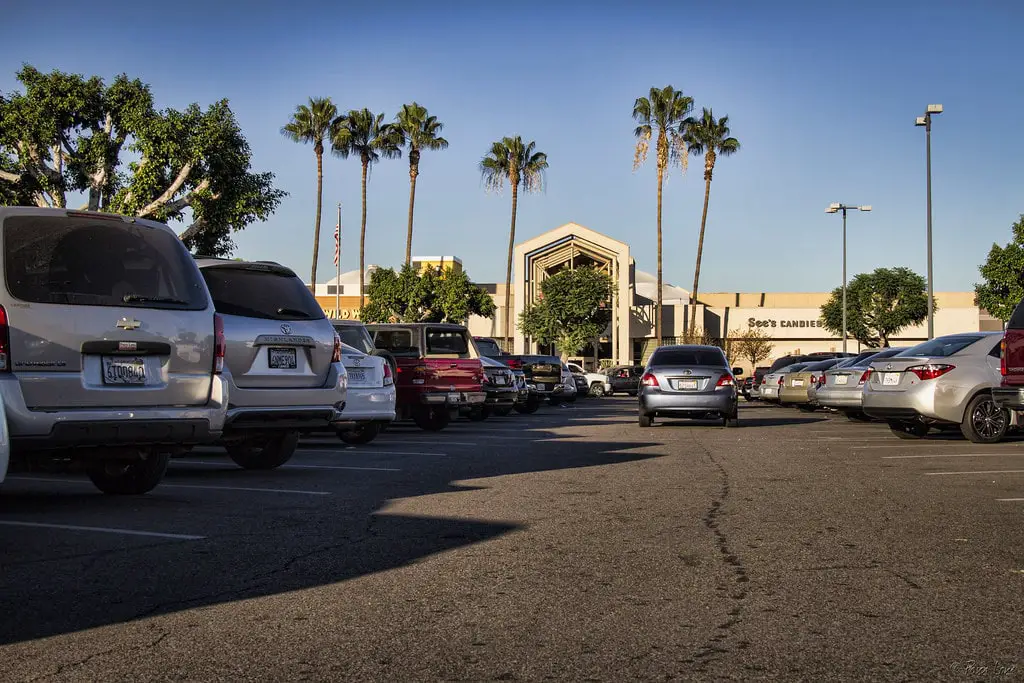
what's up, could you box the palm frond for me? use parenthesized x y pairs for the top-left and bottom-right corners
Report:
(281, 97), (336, 146)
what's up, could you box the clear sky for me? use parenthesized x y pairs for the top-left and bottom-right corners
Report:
(3, 0), (1021, 293)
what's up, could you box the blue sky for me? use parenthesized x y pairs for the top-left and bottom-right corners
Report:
(3, 0), (1022, 293)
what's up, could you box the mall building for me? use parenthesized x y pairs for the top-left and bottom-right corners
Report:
(311, 223), (997, 373)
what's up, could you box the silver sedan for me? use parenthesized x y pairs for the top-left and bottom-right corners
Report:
(862, 332), (1008, 443)
(815, 348), (905, 419)
(638, 345), (740, 428)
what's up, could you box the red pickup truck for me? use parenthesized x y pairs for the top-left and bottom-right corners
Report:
(365, 323), (486, 431)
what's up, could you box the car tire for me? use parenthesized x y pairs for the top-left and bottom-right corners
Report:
(227, 432), (300, 470)
(515, 399), (540, 415)
(468, 406), (490, 422)
(86, 450), (170, 495)
(639, 412), (653, 428)
(565, 393), (577, 403)
(414, 407), (450, 431)
(960, 393), (1009, 444)
(589, 383), (606, 397)
(846, 411), (871, 422)
(888, 421), (929, 440)
(339, 422), (381, 445)
(723, 410), (739, 428)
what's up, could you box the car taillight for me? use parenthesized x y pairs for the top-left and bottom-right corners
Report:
(907, 364), (955, 381)
(778, 376), (784, 386)
(505, 358), (522, 369)
(809, 375), (818, 385)
(331, 331), (342, 363)
(213, 313), (225, 374)
(641, 372), (659, 387)
(1000, 338), (1007, 376)
(858, 370), (872, 386)
(716, 375), (734, 387)
(382, 361), (393, 386)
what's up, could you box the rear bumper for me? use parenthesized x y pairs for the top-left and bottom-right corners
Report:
(640, 390), (736, 415)
(223, 364), (347, 410)
(759, 385), (780, 400)
(816, 386), (864, 409)
(419, 391), (487, 407)
(483, 386), (519, 406)
(778, 386), (812, 404)
(333, 386), (397, 423)
(1, 375), (228, 450)
(992, 387), (1024, 410)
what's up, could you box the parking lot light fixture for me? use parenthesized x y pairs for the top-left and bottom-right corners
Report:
(916, 104), (942, 339)
(826, 203), (873, 353)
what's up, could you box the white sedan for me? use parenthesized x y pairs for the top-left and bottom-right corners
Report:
(333, 344), (396, 444)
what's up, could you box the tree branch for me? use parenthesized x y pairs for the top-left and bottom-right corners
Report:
(0, 169), (20, 183)
(162, 179), (212, 215)
(177, 217), (207, 243)
(136, 162), (194, 217)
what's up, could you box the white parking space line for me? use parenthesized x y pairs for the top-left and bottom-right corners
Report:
(996, 498), (1024, 502)
(317, 449), (443, 457)
(8, 476), (331, 495)
(0, 520), (204, 540)
(853, 444), (1013, 450)
(924, 470), (1024, 477)
(883, 453), (1024, 459)
(173, 460), (402, 472)
(372, 440), (478, 447)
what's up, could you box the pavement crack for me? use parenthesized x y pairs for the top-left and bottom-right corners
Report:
(23, 629), (169, 682)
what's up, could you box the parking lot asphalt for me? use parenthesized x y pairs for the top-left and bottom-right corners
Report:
(1, 398), (1022, 681)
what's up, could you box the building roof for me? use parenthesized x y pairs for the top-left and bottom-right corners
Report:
(634, 269), (690, 304)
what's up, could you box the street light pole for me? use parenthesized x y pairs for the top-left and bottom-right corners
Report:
(826, 203), (872, 353)
(917, 104), (942, 340)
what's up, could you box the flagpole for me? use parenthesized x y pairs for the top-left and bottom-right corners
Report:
(336, 203), (342, 318)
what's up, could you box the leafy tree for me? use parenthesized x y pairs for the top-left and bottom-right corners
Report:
(331, 109), (402, 308)
(518, 266), (615, 360)
(975, 214), (1024, 322)
(395, 103), (448, 266)
(733, 327), (774, 369)
(632, 85), (693, 344)
(361, 264), (495, 324)
(0, 65), (285, 255)
(820, 267), (933, 347)
(281, 97), (338, 289)
(480, 136), (549, 346)
(683, 108), (740, 334)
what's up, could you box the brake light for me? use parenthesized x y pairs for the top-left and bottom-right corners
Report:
(1000, 338), (1007, 376)
(716, 374), (735, 387)
(382, 361), (393, 386)
(331, 331), (342, 363)
(641, 372), (659, 387)
(907, 364), (955, 381)
(505, 358), (522, 369)
(809, 374), (818, 385)
(778, 376), (784, 386)
(858, 369), (872, 386)
(213, 313), (225, 374)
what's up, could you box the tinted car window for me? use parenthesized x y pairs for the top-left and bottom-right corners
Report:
(202, 266), (324, 321)
(426, 329), (470, 356)
(897, 335), (985, 358)
(4, 216), (206, 309)
(1009, 302), (1024, 330)
(649, 349), (727, 367)
(336, 325), (374, 354)
(475, 338), (502, 357)
(374, 329), (417, 356)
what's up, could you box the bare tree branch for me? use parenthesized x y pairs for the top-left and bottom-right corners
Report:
(0, 169), (20, 183)
(162, 179), (211, 215)
(136, 162), (194, 217)
(177, 217), (207, 243)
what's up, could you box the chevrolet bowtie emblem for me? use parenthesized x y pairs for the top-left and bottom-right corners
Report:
(116, 317), (141, 330)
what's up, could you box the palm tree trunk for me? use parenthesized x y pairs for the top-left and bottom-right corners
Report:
(311, 150), (324, 293)
(655, 164), (664, 347)
(689, 173), (713, 335)
(405, 164), (418, 266)
(504, 184), (519, 351)
(359, 160), (368, 310)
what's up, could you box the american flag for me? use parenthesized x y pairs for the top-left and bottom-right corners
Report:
(333, 222), (340, 267)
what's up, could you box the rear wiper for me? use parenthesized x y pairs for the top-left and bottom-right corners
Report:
(277, 307), (314, 318)
(123, 294), (190, 305)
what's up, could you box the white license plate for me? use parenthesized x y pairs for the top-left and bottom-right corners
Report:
(268, 347), (297, 369)
(346, 368), (367, 384)
(494, 375), (506, 385)
(677, 379), (699, 390)
(792, 379), (804, 387)
(882, 372), (901, 386)
(447, 392), (460, 403)
(535, 383), (546, 391)
(835, 375), (849, 386)
(102, 356), (146, 385)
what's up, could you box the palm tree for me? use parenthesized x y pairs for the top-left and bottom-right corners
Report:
(331, 109), (402, 308)
(683, 108), (740, 335)
(632, 86), (693, 344)
(396, 103), (448, 266)
(480, 136), (548, 349)
(281, 97), (338, 291)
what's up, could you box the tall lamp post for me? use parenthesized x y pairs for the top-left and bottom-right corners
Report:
(826, 203), (872, 353)
(916, 104), (942, 340)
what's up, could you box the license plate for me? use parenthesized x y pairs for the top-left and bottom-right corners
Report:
(677, 379), (699, 390)
(835, 375), (849, 385)
(268, 347), (297, 369)
(346, 368), (367, 384)
(102, 356), (146, 385)
(447, 392), (460, 403)
(792, 379), (804, 387)
(882, 372), (901, 386)
(494, 375), (506, 385)
(535, 383), (546, 391)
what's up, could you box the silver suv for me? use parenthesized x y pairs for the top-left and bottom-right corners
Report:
(0, 207), (228, 494)
(195, 258), (347, 469)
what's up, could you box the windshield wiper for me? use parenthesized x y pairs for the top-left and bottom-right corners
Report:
(123, 294), (190, 305)
(277, 307), (314, 318)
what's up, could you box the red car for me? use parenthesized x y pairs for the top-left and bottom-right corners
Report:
(365, 323), (486, 431)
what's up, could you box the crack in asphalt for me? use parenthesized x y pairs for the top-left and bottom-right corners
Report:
(687, 434), (750, 672)
(24, 630), (169, 682)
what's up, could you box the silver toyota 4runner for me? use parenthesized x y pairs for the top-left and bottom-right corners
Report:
(195, 258), (347, 469)
(0, 207), (228, 494)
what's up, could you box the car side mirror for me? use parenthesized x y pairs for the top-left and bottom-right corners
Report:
(732, 367), (744, 376)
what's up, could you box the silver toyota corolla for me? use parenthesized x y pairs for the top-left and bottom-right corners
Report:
(862, 332), (1008, 443)
(815, 348), (906, 419)
(638, 345), (741, 428)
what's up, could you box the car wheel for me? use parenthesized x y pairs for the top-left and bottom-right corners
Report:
(413, 407), (451, 431)
(723, 410), (740, 428)
(846, 411), (871, 422)
(888, 421), (929, 440)
(589, 383), (606, 397)
(515, 398), (540, 414)
(227, 432), (300, 470)
(339, 422), (381, 445)
(639, 412), (653, 427)
(86, 450), (170, 495)
(960, 393), (1009, 444)
(468, 406), (490, 422)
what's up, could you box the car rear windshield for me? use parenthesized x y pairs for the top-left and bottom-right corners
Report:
(335, 324), (374, 354)
(373, 329), (419, 357)
(201, 266), (324, 321)
(475, 338), (502, 357)
(425, 329), (470, 358)
(897, 335), (985, 358)
(649, 348), (727, 367)
(4, 215), (206, 309)
(1009, 302), (1024, 329)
